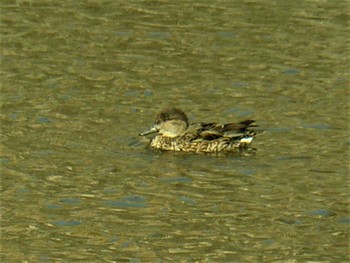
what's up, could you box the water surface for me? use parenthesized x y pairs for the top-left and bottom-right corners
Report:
(1, 0), (349, 262)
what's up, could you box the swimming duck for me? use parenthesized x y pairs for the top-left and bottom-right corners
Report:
(139, 107), (257, 153)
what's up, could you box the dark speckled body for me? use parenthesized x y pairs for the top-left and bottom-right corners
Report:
(140, 108), (257, 153)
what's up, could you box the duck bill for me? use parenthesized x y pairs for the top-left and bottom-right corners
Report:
(139, 125), (159, 136)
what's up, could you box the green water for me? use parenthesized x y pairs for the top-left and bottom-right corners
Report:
(1, 0), (349, 262)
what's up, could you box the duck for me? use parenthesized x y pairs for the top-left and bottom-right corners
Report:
(139, 107), (258, 154)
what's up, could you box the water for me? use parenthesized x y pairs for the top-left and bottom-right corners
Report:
(1, 0), (349, 262)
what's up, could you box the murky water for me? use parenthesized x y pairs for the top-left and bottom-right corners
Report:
(1, 0), (349, 262)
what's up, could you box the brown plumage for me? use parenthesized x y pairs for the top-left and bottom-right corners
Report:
(140, 108), (257, 153)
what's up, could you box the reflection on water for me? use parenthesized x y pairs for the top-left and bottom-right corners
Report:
(1, 0), (349, 262)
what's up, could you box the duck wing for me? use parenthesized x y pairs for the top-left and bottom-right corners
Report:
(196, 120), (257, 140)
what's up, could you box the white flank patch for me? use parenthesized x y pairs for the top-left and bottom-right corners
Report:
(240, 137), (253, 144)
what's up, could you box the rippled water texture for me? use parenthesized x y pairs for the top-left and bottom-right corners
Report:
(1, 1), (349, 262)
